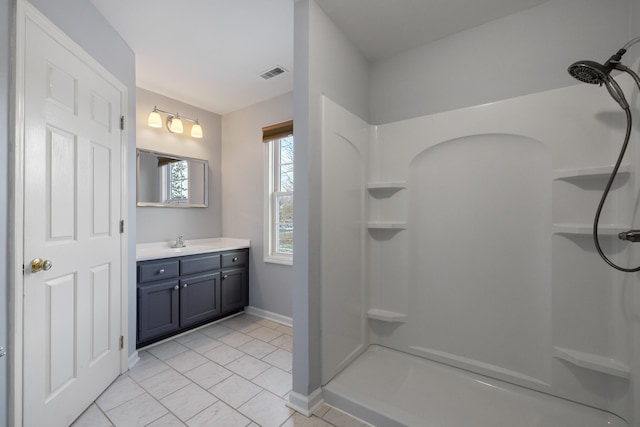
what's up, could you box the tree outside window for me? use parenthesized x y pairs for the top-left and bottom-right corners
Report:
(275, 136), (293, 254)
(166, 160), (189, 204)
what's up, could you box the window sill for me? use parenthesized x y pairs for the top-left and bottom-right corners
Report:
(265, 254), (293, 266)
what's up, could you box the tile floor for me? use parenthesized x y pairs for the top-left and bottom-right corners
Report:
(71, 313), (370, 427)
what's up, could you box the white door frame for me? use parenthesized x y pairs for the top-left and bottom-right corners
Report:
(10, 1), (130, 425)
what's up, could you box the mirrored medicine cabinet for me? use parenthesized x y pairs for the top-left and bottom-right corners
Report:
(136, 148), (208, 207)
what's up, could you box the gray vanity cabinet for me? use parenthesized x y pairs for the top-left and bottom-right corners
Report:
(221, 250), (248, 315)
(137, 278), (180, 343)
(221, 267), (247, 315)
(137, 248), (249, 348)
(179, 272), (221, 327)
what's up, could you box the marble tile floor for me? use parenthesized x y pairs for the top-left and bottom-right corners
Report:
(71, 313), (370, 427)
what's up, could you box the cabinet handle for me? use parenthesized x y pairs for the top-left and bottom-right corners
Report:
(233, 257), (238, 262)
(183, 283), (188, 288)
(223, 274), (228, 279)
(173, 285), (179, 290)
(158, 269), (165, 274)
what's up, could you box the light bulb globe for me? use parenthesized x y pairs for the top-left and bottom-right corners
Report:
(191, 123), (203, 138)
(167, 116), (184, 134)
(148, 110), (162, 128)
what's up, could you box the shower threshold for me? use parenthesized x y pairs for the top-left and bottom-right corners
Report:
(322, 345), (627, 427)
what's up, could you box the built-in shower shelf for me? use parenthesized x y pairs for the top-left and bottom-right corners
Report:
(367, 181), (407, 190)
(367, 308), (407, 322)
(552, 223), (627, 236)
(367, 221), (407, 230)
(553, 164), (631, 181)
(553, 346), (630, 379)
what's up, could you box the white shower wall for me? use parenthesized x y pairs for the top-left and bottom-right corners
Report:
(321, 75), (638, 420)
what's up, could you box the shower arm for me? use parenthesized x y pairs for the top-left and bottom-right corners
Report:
(622, 36), (640, 51)
(603, 36), (640, 69)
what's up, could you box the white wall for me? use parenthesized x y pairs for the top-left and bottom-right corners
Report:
(0, 0), (10, 422)
(221, 92), (294, 318)
(136, 87), (222, 243)
(366, 81), (636, 416)
(370, 0), (632, 124)
(292, 0), (370, 405)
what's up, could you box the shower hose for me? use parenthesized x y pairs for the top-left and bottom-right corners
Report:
(593, 68), (640, 272)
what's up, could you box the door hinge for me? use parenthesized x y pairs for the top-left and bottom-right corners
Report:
(120, 220), (124, 234)
(119, 336), (124, 350)
(120, 115), (125, 130)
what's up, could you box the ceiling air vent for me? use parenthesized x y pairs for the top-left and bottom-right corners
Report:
(260, 66), (287, 80)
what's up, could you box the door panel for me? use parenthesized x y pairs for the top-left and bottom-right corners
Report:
(180, 273), (221, 328)
(221, 267), (247, 314)
(90, 263), (111, 362)
(47, 126), (77, 241)
(22, 15), (123, 427)
(91, 143), (112, 236)
(46, 273), (77, 395)
(137, 280), (180, 342)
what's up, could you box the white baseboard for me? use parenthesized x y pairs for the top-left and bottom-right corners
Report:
(287, 388), (324, 416)
(244, 306), (292, 327)
(128, 351), (140, 370)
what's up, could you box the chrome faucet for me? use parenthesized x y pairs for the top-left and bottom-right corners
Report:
(172, 236), (186, 248)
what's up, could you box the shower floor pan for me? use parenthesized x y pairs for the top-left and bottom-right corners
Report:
(323, 345), (627, 427)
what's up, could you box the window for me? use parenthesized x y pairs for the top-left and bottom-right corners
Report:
(263, 121), (294, 264)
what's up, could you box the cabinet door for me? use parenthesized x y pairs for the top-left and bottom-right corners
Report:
(221, 267), (248, 315)
(180, 272), (221, 328)
(138, 279), (179, 344)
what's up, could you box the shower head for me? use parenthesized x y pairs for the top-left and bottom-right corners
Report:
(568, 37), (640, 84)
(567, 44), (636, 109)
(567, 60), (611, 85)
(567, 60), (629, 109)
(567, 44), (633, 84)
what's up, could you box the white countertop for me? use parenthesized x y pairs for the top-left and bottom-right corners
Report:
(136, 237), (250, 261)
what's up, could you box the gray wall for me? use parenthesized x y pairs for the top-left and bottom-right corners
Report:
(136, 88), (222, 243)
(629, 2), (640, 426)
(1, 0), (10, 424)
(221, 92), (294, 318)
(21, 0), (138, 360)
(370, 0), (632, 124)
(292, 0), (370, 399)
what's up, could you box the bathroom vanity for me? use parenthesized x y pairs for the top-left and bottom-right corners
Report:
(136, 238), (250, 348)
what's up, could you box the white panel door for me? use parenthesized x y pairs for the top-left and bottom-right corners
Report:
(22, 15), (123, 427)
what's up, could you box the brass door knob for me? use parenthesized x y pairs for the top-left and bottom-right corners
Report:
(31, 258), (53, 273)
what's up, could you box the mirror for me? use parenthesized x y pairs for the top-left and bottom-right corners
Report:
(136, 149), (208, 207)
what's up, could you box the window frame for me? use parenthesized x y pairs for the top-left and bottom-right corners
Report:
(264, 133), (294, 265)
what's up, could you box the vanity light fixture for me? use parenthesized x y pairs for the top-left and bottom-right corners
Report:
(147, 106), (203, 138)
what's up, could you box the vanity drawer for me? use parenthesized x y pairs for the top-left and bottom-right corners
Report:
(221, 250), (247, 268)
(181, 253), (221, 276)
(138, 259), (179, 283)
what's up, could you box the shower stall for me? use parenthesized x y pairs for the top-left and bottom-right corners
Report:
(291, 1), (640, 425)
(317, 75), (637, 425)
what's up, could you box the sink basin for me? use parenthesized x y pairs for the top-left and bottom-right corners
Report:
(136, 237), (250, 261)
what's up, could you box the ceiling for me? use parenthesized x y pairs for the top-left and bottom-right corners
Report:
(91, 0), (294, 115)
(314, 0), (550, 62)
(92, 0), (549, 115)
